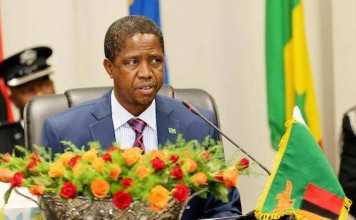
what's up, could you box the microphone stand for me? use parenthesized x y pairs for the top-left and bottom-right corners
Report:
(182, 101), (271, 175)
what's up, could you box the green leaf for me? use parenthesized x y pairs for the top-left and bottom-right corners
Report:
(3, 187), (13, 205)
(110, 182), (121, 194)
(209, 183), (229, 203)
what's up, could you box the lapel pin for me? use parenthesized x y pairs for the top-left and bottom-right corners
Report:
(168, 128), (177, 134)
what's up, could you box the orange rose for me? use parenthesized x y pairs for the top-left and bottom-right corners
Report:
(148, 185), (169, 211)
(82, 149), (98, 161)
(110, 164), (121, 180)
(29, 185), (45, 196)
(223, 168), (238, 188)
(150, 150), (166, 160)
(0, 168), (13, 182)
(91, 179), (110, 199)
(0, 153), (12, 163)
(106, 146), (120, 153)
(200, 151), (211, 160)
(191, 172), (208, 186)
(92, 157), (105, 172)
(122, 147), (142, 166)
(184, 159), (198, 173)
(49, 162), (65, 178)
(135, 166), (150, 179)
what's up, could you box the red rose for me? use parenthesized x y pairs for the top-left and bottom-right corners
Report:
(68, 155), (81, 168)
(60, 182), (77, 199)
(170, 166), (183, 180)
(238, 158), (249, 169)
(10, 172), (24, 187)
(121, 178), (133, 188)
(112, 191), (132, 209)
(151, 157), (165, 171)
(27, 160), (39, 171)
(102, 153), (112, 162)
(172, 184), (190, 202)
(27, 153), (41, 171)
(214, 172), (224, 182)
(169, 154), (179, 163)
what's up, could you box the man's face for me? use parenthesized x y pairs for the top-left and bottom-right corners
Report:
(104, 33), (164, 115)
(10, 78), (55, 115)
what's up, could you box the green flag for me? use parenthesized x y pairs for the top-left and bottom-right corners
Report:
(266, 0), (322, 150)
(256, 119), (351, 219)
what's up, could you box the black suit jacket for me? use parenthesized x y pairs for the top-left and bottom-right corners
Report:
(339, 109), (356, 216)
(0, 122), (24, 153)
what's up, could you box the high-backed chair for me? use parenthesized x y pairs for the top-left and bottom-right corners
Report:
(24, 85), (219, 148)
(24, 94), (69, 149)
(173, 88), (220, 128)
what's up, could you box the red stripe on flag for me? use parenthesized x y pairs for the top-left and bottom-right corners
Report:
(0, 8), (14, 123)
(303, 183), (343, 215)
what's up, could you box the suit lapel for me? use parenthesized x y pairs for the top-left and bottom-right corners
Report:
(156, 95), (180, 147)
(87, 93), (179, 148)
(88, 91), (115, 148)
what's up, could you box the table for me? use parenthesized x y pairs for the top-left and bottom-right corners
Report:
(0, 183), (43, 220)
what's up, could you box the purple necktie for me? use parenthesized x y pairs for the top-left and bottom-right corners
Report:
(127, 118), (147, 151)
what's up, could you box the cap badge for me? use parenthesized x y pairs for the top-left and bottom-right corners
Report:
(19, 49), (37, 66)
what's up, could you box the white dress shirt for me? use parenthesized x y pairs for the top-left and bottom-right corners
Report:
(111, 91), (158, 152)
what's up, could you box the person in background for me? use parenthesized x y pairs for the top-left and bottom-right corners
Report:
(42, 16), (241, 219)
(0, 46), (55, 152)
(339, 108), (356, 217)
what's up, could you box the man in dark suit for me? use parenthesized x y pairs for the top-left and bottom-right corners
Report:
(42, 16), (241, 219)
(339, 108), (356, 217)
(0, 46), (55, 153)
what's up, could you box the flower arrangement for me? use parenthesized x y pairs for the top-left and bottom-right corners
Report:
(0, 136), (249, 219)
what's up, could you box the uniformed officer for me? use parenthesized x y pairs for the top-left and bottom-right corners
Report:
(0, 46), (55, 153)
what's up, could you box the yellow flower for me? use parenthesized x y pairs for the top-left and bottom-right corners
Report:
(148, 185), (169, 211)
(48, 162), (65, 178)
(191, 172), (208, 186)
(73, 163), (83, 177)
(58, 152), (75, 165)
(135, 166), (150, 179)
(110, 164), (121, 180)
(122, 147), (142, 166)
(92, 157), (105, 172)
(91, 179), (110, 199)
(82, 149), (98, 161)
(183, 159), (198, 173)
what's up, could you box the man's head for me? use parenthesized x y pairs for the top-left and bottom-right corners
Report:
(10, 76), (54, 115)
(103, 16), (164, 116)
(0, 46), (55, 118)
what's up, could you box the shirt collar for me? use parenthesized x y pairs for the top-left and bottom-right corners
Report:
(111, 91), (156, 130)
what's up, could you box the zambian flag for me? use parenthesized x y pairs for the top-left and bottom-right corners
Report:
(266, 0), (321, 149)
(255, 117), (351, 219)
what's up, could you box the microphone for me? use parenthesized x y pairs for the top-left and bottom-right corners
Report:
(199, 211), (255, 220)
(182, 101), (271, 175)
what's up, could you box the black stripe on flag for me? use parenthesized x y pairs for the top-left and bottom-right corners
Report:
(300, 199), (338, 219)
